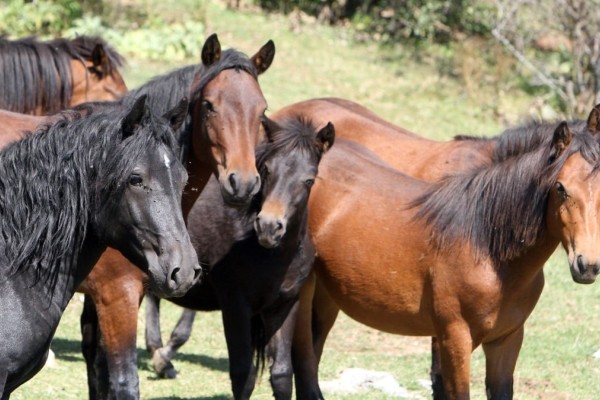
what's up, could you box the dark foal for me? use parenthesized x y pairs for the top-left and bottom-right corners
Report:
(144, 117), (334, 399)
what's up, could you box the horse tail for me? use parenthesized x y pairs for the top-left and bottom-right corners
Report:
(251, 315), (267, 375)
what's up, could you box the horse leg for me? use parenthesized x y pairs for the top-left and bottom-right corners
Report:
(292, 271), (328, 400)
(437, 323), (473, 400)
(481, 326), (524, 400)
(146, 293), (197, 379)
(81, 294), (102, 400)
(144, 292), (164, 354)
(221, 302), (256, 400)
(265, 301), (299, 400)
(311, 275), (340, 363)
(92, 279), (144, 399)
(431, 336), (447, 400)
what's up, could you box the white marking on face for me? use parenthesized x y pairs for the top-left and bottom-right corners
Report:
(163, 152), (170, 168)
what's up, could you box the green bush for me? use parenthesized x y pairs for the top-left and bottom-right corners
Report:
(0, 0), (82, 37)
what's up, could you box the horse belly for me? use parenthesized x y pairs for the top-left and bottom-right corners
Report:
(315, 258), (435, 336)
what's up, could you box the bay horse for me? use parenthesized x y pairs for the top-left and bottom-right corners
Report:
(77, 34), (276, 399)
(143, 117), (334, 399)
(288, 110), (600, 400)
(0, 35), (127, 114)
(0, 95), (201, 398)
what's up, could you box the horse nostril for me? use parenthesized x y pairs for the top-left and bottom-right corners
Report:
(276, 221), (283, 231)
(577, 255), (586, 274)
(228, 173), (238, 193)
(170, 266), (181, 284)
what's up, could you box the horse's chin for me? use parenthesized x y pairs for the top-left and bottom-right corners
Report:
(570, 264), (599, 284)
(257, 235), (280, 249)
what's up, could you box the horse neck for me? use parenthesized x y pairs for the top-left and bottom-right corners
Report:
(181, 155), (213, 219)
(54, 230), (107, 309)
(496, 229), (560, 289)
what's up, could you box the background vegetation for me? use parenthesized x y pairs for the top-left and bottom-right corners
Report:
(1, 0), (600, 398)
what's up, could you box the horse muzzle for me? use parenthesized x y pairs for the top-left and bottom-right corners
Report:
(145, 242), (202, 297)
(219, 172), (261, 206)
(254, 213), (286, 249)
(570, 254), (600, 284)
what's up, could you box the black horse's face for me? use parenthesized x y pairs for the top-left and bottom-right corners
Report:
(100, 97), (202, 297)
(99, 136), (201, 298)
(254, 150), (317, 249)
(254, 121), (334, 249)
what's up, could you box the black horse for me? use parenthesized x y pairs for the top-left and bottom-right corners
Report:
(144, 117), (334, 399)
(0, 96), (201, 398)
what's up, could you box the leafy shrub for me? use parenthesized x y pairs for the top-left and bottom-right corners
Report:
(0, 0), (82, 37)
(65, 15), (205, 61)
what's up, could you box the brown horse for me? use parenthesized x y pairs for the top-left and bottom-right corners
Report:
(270, 97), (495, 180)
(0, 35), (127, 115)
(75, 33), (276, 400)
(270, 98), (594, 399)
(285, 103), (600, 400)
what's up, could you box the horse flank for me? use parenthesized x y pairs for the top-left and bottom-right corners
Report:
(0, 107), (177, 296)
(414, 122), (600, 264)
(0, 35), (125, 114)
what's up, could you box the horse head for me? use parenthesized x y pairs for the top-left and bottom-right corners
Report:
(254, 118), (334, 248)
(96, 95), (201, 297)
(189, 33), (275, 206)
(547, 107), (600, 283)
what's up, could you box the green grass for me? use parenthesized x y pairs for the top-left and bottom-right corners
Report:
(11, 1), (600, 399)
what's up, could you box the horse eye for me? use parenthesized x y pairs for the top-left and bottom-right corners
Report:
(202, 100), (214, 112)
(305, 179), (315, 188)
(555, 182), (568, 200)
(129, 174), (143, 187)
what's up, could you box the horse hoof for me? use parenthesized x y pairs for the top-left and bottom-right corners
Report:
(152, 349), (178, 379)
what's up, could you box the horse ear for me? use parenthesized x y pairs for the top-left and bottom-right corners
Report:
(162, 97), (188, 132)
(586, 103), (600, 135)
(316, 122), (335, 153)
(552, 121), (572, 156)
(263, 117), (281, 142)
(91, 44), (110, 77)
(251, 40), (275, 75)
(201, 33), (221, 67)
(122, 95), (147, 139)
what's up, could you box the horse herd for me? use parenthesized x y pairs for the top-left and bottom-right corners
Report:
(0, 32), (599, 400)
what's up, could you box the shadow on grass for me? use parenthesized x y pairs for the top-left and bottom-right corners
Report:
(50, 337), (84, 363)
(138, 348), (229, 374)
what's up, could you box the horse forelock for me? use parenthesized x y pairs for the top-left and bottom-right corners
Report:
(188, 49), (259, 105)
(414, 127), (600, 265)
(256, 117), (324, 174)
(0, 107), (174, 298)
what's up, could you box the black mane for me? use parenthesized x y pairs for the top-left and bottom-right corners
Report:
(0, 106), (176, 295)
(414, 124), (600, 264)
(256, 117), (325, 169)
(0, 35), (125, 114)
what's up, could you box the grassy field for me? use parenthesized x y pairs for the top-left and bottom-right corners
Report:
(11, 1), (600, 399)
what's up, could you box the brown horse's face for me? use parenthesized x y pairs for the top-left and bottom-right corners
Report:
(69, 59), (128, 106)
(192, 69), (267, 205)
(547, 133), (600, 284)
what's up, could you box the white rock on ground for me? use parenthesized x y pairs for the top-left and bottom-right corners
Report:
(593, 349), (600, 360)
(320, 368), (423, 398)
